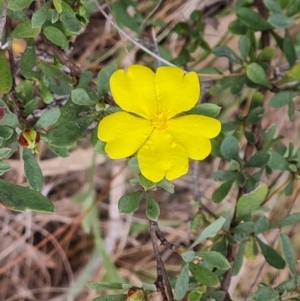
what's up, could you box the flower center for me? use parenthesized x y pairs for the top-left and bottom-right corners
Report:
(151, 110), (168, 130)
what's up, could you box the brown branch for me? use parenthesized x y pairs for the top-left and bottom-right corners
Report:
(149, 220), (174, 301)
(41, 34), (82, 79)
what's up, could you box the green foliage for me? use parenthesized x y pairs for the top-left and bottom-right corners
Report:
(145, 193), (160, 221)
(118, 191), (143, 214)
(235, 183), (268, 221)
(174, 263), (189, 300)
(0, 179), (54, 212)
(0, 50), (12, 94)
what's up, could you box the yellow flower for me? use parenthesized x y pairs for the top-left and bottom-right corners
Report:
(98, 65), (221, 182)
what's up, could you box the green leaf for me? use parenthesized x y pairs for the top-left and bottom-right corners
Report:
(190, 216), (226, 248)
(39, 81), (53, 104)
(264, 0), (282, 12)
(86, 282), (124, 290)
(146, 194), (160, 221)
(174, 263), (189, 300)
(0, 161), (11, 175)
(234, 221), (255, 235)
(284, 178), (294, 196)
(232, 241), (245, 276)
(245, 107), (265, 125)
(213, 170), (237, 182)
(0, 50), (12, 94)
(23, 99), (38, 117)
(8, 0), (33, 11)
(245, 150), (271, 168)
(254, 215), (270, 234)
(280, 233), (297, 279)
(156, 179), (174, 193)
(128, 157), (140, 173)
(238, 36), (251, 60)
(0, 147), (11, 159)
(246, 63), (272, 88)
(71, 88), (96, 106)
(45, 142), (69, 158)
(8, 21), (41, 39)
(275, 212), (300, 228)
(250, 286), (279, 301)
(212, 177), (235, 203)
(206, 291), (226, 300)
(269, 91), (297, 108)
(118, 191), (143, 214)
(196, 251), (231, 270)
(262, 124), (276, 150)
(186, 103), (221, 117)
(97, 65), (118, 96)
(231, 75), (246, 94)
(283, 29), (297, 66)
(236, 7), (273, 31)
(278, 62), (300, 84)
(189, 263), (219, 286)
(110, 2), (138, 32)
(31, 4), (48, 28)
(268, 13), (294, 28)
(0, 179), (54, 212)
(212, 46), (242, 64)
(256, 237), (286, 269)
(22, 148), (43, 191)
(93, 294), (127, 301)
(228, 19), (248, 35)
(61, 2), (82, 34)
(139, 174), (156, 190)
(20, 39), (36, 79)
(287, 0), (300, 16)
(44, 27), (68, 50)
(220, 136), (240, 161)
(0, 126), (13, 140)
(47, 117), (92, 147)
(181, 250), (195, 263)
(268, 151), (288, 170)
(141, 283), (156, 291)
(0, 111), (19, 127)
(53, 0), (62, 13)
(221, 210), (231, 232)
(256, 47), (276, 62)
(94, 140), (106, 154)
(34, 108), (61, 130)
(236, 183), (268, 220)
(276, 278), (300, 293)
(40, 62), (73, 95)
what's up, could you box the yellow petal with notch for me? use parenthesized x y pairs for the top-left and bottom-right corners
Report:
(154, 67), (200, 118)
(110, 65), (157, 119)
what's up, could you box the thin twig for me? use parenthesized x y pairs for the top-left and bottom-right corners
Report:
(149, 221), (174, 301)
(91, 0), (175, 67)
(0, 0), (8, 43)
(42, 34), (82, 78)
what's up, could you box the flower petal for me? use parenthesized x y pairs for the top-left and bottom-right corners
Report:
(137, 130), (189, 182)
(155, 67), (200, 118)
(98, 111), (153, 159)
(110, 65), (157, 119)
(167, 115), (221, 160)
